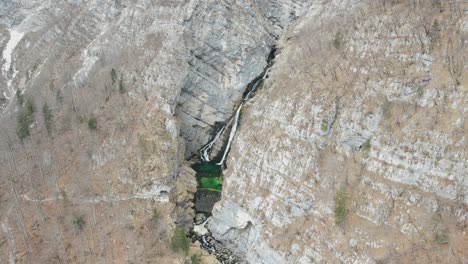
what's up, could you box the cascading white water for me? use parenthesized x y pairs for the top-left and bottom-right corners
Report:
(216, 102), (243, 165)
(200, 125), (226, 162)
(215, 67), (270, 165)
(192, 48), (276, 264)
(200, 67), (271, 164)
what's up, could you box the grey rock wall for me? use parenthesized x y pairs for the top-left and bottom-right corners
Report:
(209, 1), (468, 263)
(177, 0), (308, 157)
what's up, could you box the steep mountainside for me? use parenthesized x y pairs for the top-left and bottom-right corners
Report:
(209, 1), (467, 263)
(0, 0), (466, 264)
(0, 0), (306, 263)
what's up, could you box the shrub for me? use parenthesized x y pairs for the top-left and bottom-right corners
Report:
(110, 68), (118, 84)
(56, 89), (63, 104)
(88, 116), (97, 130)
(16, 89), (24, 106)
(333, 32), (342, 49)
(381, 100), (392, 117)
(119, 74), (125, 94)
(435, 229), (449, 245)
(433, 19), (440, 32)
(42, 103), (53, 135)
(16, 97), (35, 142)
(256, 79), (265, 90)
(321, 121), (328, 132)
(72, 215), (85, 230)
(151, 209), (159, 224)
(334, 187), (347, 226)
(17, 110), (32, 142)
(25, 97), (36, 114)
(170, 227), (190, 255)
(361, 139), (371, 152)
(191, 254), (201, 264)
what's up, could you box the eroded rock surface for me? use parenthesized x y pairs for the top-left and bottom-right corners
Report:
(0, 0), (306, 262)
(177, 0), (307, 156)
(210, 1), (467, 263)
(0, 0), (466, 263)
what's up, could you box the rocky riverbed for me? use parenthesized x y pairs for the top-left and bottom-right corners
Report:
(192, 214), (242, 264)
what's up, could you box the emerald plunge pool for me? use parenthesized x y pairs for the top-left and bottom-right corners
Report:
(192, 162), (223, 191)
(192, 162), (223, 214)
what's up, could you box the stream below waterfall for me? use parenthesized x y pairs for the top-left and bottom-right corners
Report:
(188, 47), (277, 264)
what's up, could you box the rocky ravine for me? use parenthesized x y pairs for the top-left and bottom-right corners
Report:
(209, 1), (467, 263)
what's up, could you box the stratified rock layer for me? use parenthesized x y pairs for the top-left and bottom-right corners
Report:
(177, 0), (307, 156)
(210, 1), (467, 263)
(0, 0), (305, 262)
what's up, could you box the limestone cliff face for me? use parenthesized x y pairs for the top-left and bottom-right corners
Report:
(0, 0), (466, 263)
(177, 0), (307, 156)
(0, 1), (192, 262)
(0, 0), (308, 262)
(209, 1), (467, 263)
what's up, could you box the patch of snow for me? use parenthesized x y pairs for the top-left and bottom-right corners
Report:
(2, 29), (25, 100)
(73, 48), (99, 86)
(2, 29), (24, 76)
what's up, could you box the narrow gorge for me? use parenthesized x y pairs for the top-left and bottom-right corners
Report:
(0, 1), (466, 263)
(189, 47), (277, 263)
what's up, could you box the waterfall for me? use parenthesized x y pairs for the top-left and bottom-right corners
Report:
(217, 102), (243, 165)
(200, 64), (272, 164)
(191, 47), (276, 264)
(215, 63), (271, 165)
(244, 67), (270, 101)
(198, 48), (275, 163)
(200, 125), (226, 162)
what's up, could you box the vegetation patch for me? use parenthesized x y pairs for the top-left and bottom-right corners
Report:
(191, 254), (201, 264)
(119, 74), (125, 94)
(110, 68), (118, 84)
(42, 103), (53, 135)
(434, 229), (449, 245)
(333, 31), (342, 49)
(56, 89), (63, 104)
(256, 79), (265, 90)
(170, 227), (190, 255)
(72, 215), (85, 230)
(321, 120), (328, 132)
(16, 89), (24, 106)
(88, 116), (97, 130)
(334, 187), (347, 226)
(381, 100), (392, 117)
(433, 212), (449, 245)
(361, 139), (371, 152)
(151, 208), (159, 224)
(16, 97), (36, 142)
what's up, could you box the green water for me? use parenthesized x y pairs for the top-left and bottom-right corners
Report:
(192, 162), (222, 177)
(200, 177), (223, 191)
(192, 162), (223, 191)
